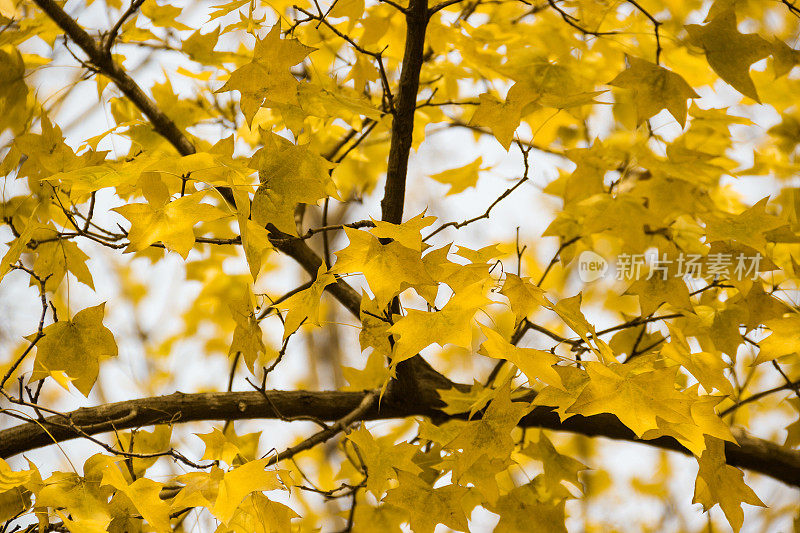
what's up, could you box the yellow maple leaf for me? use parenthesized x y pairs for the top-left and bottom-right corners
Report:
(221, 493), (299, 533)
(333, 227), (435, 308)
(752, 315), (800, 364)
(479, 324), (562, 388)
(693, 436), (765, 532)
(388, 282), (490, 365)
(368, 211), (436, 251)
(196, 427), (261, 467)
(215, 23), (315, 124)
(278, 264), (336, 340)
(30, 303), (117, 396)
(346, 426), (421, 497)
(251, 132), (336, 235)
(702, 197), (786, 254)
(382, 470), (470, 533)
(489, 480), (567, 533)
(0, 205), (40, 284)
(228, 284), (267, 370)
(212, 459), (290, 524)
(427, 157), (487, 196)
(521, 431), (587, 492)
(610, 56), (699, 127)
(445, 382), (530, 478)
(113, 176), (226, 258)
(565, 363), (691, 438)
(500, 273), (551, 323)
(685, 8), (772, 103)
(468, 89), (528, 150)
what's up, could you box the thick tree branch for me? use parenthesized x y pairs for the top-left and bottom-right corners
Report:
(379, 0), (429, 224)
(266, 225), (362, 317)
(1, 389), (799, 488)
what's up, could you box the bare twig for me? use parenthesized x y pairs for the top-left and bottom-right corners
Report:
(264, 391), (378, 467)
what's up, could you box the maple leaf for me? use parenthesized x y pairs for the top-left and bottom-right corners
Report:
(29, 303), (117, 396)
(228, 285), (267, 370)
(382, 471), (470, 533)
(685, 9), (772, 103)
(468, 89), (528, 150)
(346, 427), (421, 497)
(479, 324), (562, 388)
(610, 56), (699, 127)
(358, 293), (392, 355)
(36, 468), (113, 532)
(220, 493), (299, 533)
(196, 427), (261, 466)
(661, 326), (733, 396)
(565, 362), (691, 438)
(215, 23), (315, 124)
(702, 197), (786, 253)
(171, 468), (224, 511)
(388, 282), (490, 365)
(368, 211), (436, 251)
(250, 132), (337, 235)
(752, 315), (800, 364)
(489, 480), (568, 533)
(428, 157), (486, 195)
(278, 264), (336, 340)
(422, 244), (494, 297)
(30, 230), (94, 290)
(0, 459), (34, 523)
(445, 382), (530, 478)
(212, 459), (291, 524)
(641, 391), (735, 456)
(113, 175), (226, 258)
(552, 293), (615, 362)
(333, 227), (435, 308)
(693, 437), (765, 532)
(500, 273), (551, 323)
(625, 272), (692, 317)
(117, 426), (172, 477)
(0, 205), (40, 284)
(521, 431), (587, 491)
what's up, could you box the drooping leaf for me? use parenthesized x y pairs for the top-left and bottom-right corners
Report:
(610, 56), (699, 127)
(30, 303), (118, 396)
(685, 8), (772, 102)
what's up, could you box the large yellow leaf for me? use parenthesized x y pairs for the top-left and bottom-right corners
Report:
(693, 437), (765, 532)
(685, 8), (771, 102)
(30, 302), (118, 396)
(610, 56), (698, 127)
(382, 471), (470, 533)
(113, 178), (226, 258)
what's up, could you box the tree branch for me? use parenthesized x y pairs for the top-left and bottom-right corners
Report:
(1, 389), (798, 488)
(265, 390), (378, 466)
(379, 0), (429, 224)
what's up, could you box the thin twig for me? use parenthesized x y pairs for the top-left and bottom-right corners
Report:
(264, 391), (377, 467)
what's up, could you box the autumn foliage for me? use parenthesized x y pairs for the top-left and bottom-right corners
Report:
(1, 0), (800, 531)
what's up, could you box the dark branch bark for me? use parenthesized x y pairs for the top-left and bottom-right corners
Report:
(1, 389), (798, 488)
(379, 0), (429, 225)
(267, 225), (362, 317)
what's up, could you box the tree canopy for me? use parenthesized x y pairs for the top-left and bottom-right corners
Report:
(1, 0), (800, 531)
